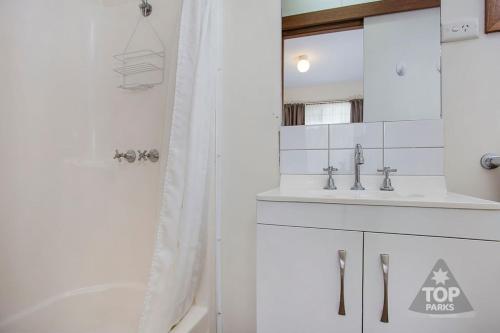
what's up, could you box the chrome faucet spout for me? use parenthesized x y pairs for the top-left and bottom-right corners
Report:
(354, 143), (364, 165)
(351, 144), (365, 191)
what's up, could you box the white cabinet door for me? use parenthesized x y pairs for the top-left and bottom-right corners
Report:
(257, 224), (363, 333)
(364, 233), (500, 333)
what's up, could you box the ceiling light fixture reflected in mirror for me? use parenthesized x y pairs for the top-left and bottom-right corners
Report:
(297, 55), (310, 73)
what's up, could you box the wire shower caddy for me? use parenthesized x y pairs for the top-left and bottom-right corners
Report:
(113, 0), (165, 91)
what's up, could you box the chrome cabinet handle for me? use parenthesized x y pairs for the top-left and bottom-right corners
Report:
(338, 250), (346, 316)
(380, 254), (389, 323)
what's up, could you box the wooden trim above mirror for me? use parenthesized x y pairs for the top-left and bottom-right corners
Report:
(283, 0), (441, 38)
(486, 0), (500, 33)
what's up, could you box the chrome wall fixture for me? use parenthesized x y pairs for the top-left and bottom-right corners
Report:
(139, 0), (152, 17)
(114, 149), (159, 163)
(114, 150), (137, 163)
(138, 149), (160, 162)
(481, 153), (500, 170)
(378, 167), (398, 191)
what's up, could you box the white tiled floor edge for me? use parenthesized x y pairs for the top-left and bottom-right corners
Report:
(279, 119), (444, 176)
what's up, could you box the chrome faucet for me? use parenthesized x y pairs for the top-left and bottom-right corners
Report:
(323, 166), (338, 190)
(351, 144), (365, 190)
(378, 167), (397, 191)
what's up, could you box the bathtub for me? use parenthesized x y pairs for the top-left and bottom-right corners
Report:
(171, 306), (210, 333)
(0, 283), (210, 333)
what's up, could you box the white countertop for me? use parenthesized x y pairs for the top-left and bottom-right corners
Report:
(257, 188), (500, 210)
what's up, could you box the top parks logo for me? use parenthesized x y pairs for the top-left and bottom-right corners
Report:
(409, 259), (474, 317)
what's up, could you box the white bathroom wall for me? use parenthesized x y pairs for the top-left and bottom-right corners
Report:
(284, 81), (363, 103)
(0, 1), (183, 332)
(218, 1), (500, 332)
(442, 0), (500, 201)
(282, 0), (381, 17)
(364, 8), (442, 122)
(221, 0), (281, 332)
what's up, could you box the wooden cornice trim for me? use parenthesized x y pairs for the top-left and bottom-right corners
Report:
(283, 0), (441, 32)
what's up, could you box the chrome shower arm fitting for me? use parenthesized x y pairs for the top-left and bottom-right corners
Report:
(139, 0), (152, 17)
(481, 153), (500, 170)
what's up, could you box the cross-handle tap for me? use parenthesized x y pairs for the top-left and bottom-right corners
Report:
(323, 166), (339, 190)
(113, 150), (123, 162)
(378, 167), (397, 191)
(351, 144), (365, 190)
(138, 150), (148, 161)
(113, 149), (136, 163)
(137, 149), (160, 163)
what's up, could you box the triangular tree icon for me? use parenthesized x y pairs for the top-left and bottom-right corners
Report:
(409, 259), (473, 315)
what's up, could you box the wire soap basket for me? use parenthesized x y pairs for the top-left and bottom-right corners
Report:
(113, 1), (165, 91)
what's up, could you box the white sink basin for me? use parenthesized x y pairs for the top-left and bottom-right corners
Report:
(257, 188), (500, 210)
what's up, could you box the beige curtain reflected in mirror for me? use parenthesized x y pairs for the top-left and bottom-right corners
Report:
(350, 99), (364, 123)
(283, 103), (305, 126)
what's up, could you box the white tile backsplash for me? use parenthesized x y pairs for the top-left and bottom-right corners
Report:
(280, 125), (329, 150)
(384, 148), (444, 176)
(330, 149), (383, 175)
(384, 119), (444, 148)
(330, 122), (383, 149)
(280, 119), (444, 176)
(280, 150), (328, 175)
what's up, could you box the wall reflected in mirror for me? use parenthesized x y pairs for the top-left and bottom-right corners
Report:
(283, 8), (441, 126)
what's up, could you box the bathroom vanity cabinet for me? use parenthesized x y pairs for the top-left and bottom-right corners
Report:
(257, 198), (500, 333)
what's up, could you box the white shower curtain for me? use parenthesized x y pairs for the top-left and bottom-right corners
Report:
(138, 0), (216, 331)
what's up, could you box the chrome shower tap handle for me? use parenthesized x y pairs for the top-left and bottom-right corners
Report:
(138, 150), (148, 161)
(114, 150), (136, 163)
(113, 150), (123, 162)
(123, 150), (137, 163)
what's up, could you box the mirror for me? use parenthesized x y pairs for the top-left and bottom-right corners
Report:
(283, 7), (441, 126)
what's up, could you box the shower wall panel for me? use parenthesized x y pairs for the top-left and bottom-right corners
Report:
(0, 1), (180, 332)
